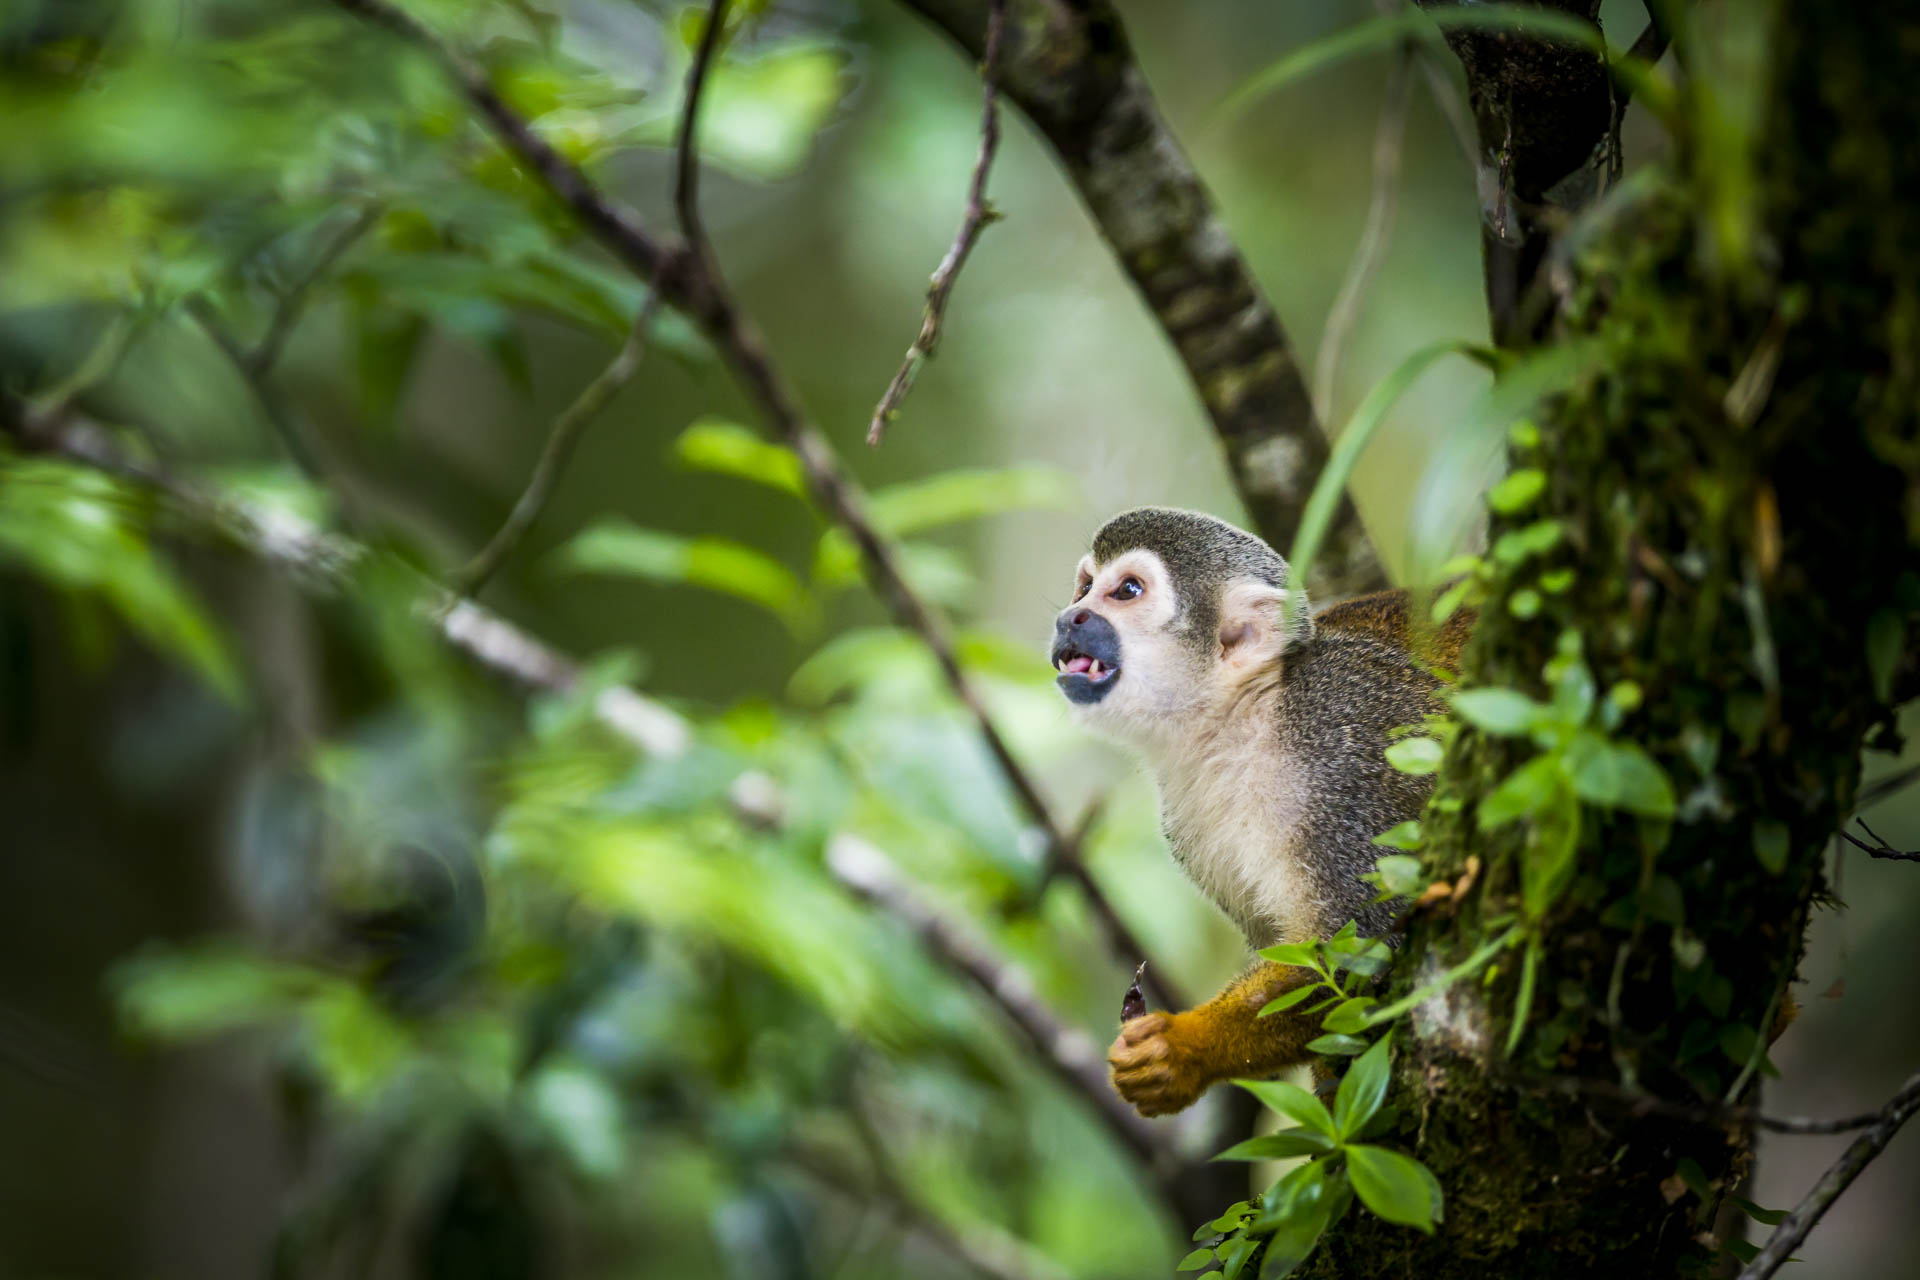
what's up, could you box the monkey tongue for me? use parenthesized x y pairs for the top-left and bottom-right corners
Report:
(1062, 655), (1095, 674)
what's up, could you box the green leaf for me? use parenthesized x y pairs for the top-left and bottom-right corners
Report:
(1215, 1129), (1337, 1161)
(1259, 942), (1320, 969)
(1721, 1238), (1762, 1265)
(1372, 821), (1423, 851)
(1251, 1160), (1349, 1278)
(1333, 1035), (1392, 1139)
(1504, 939), (1541, 1056)
(1384, 736), (1444, 776)
(1753, 819), (1790, 875)
(1177, 1247), (1215, 1271)
(1236, 1079), (1338, 1138)
(1730, 1195), (1789, 1226)
(1281, 341), (1489, 629)
(1369, 855), (1425, 898)
(1322, 998), (1378, 1035)
(1521, 775), (1581, 921)
(1259, 984), (1321, 1017)
(1345, 1144), (1442, 1233)
(557, 521), (812, 632)
(1491, 518), (1565, 566)
(1477, 754), (1563, 829)
(1304, 1033), (1369, 1056)
(1867, 609), (1905, 702)
(1449, 687), (1547, 736)
(1487, 468), (1546, 514)
(0, 457), (241, 700)
(1566, 737), (1675, 818)
(1219, 1236), (1257, 1280)
(673, 418), (806, 496)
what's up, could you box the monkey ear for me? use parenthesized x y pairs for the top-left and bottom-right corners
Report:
(1216, 580), (1313, 669)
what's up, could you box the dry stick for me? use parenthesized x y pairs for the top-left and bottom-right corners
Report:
(866, 0), (1005, 446)
(1735, 1068), (1920, 1280)
(1520, 1069), (1920, 1136)
(455, 294), (663, 596)
(1312, 46), (1413, 418)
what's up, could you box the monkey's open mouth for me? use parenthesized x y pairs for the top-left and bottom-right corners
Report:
(1051, 644), (1121, 704)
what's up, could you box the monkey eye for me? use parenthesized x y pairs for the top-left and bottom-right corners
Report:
(1110, 576), (1143, 601)
(1073, 577), (1091, 601)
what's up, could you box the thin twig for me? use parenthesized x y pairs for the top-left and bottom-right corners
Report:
(250, 204), (382, 376)
(1735, 1068), (1920, 1280)
(455, 293), (663, 596)
(1518, 1069), (1920, 1136)
(333, 0), (1183, 1010)
(1839, 817), (1920, 863)
(867, 0), (1006, 446)
(1313, 45), (1413, 417)
(25, 311), (145, 433)
(674, 0), (729, 257)
(186, 296), (334, 488)
(1855, 761), (1920, 812)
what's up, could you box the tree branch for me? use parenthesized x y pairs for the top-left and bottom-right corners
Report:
(894, 0), (1384, 595)
(455, 293), (663, 596)
(867, 0), (1006, 446)
(329, 0), (1181, 1007)
(1735, 1068), (1920, 1280)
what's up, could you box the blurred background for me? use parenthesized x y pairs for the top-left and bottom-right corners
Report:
(1, 0), (1914, 1276)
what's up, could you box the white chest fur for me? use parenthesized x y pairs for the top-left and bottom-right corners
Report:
(1150, 726), (1313, 949)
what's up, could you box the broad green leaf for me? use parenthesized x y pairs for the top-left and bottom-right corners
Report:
(1177, 1247), (1215, 1271)
(1251, 1159), (1349, 1278)
(1333, 1035), (1392, 1139)
(1486, 468), (1546, 514)
(1372, 821), (1423, 851)
(1346, 1144), (1442, 1233)
(557, 521), (812, 632)
(1566, 736), (1675, 818)
(1731, 1196), (1790, 1226)
(1259, 942), (1319, 969)
(1236, 1079), (1338, 1139)
(0, 457), (241, 700)
(1259, 984), (1321, 1017)
(1282, 340), (1489, 622)
(1384, 736), (1444, 775)
(1449, 687), (1547, 736)
(1322, 998), (1378, 1035)
(1219, 1236), (1257, 1280)
(1521, 773), (1581, 921)
(1369, 854), (1425, 897)
(1491, 518), (1566, 566)
(1304, 1033), (1369, 1056)
(1477, 754), (1562, 829)
(673, 417), (806, 496)
(1215, 1129), (1337, 1161)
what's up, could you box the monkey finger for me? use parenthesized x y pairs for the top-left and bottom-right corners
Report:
(1117, 1011), (1171, 1045)
(1107, 1036), (1170, 1070)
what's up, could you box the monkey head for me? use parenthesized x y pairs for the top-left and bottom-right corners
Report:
(1050, 507), (1311, 750)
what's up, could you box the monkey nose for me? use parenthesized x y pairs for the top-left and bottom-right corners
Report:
(1070, 609), (1092, 626)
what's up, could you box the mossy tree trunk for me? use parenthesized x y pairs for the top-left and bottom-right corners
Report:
(1307, 4), (1920, 1275)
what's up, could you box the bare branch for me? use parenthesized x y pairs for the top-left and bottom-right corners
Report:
(455, 294), (663, 596)
(895, 0), (1383, 595)
(1520, 1069), (1920, 1136)
(867, 0), (1006, 446)
(1839, 817), (1920, 863)
(674, 0), (729, 255)
(186, 296), (337, 492)
(1314, 47), (1413, 417)
(1736, 1068), (1920, 1280)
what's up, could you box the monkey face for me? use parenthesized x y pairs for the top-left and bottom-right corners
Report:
(1051, 548), (1210, 741)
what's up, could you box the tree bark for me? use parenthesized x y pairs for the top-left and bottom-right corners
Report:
(1304, 3), (1920, 1274)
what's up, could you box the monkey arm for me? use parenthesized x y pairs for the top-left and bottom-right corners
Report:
(1107, 962), (1322, 1117)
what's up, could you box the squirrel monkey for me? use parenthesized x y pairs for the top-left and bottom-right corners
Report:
(1050, 508), (1473, 1117)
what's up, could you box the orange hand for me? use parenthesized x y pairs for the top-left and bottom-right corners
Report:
(1107, 962), (1324, 1118)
